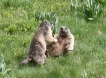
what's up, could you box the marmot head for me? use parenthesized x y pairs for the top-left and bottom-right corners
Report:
(59, 26), (71, 37)
(40, 21), (54, 30)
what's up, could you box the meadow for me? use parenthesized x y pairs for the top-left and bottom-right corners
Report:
(0, 0), (106, 78)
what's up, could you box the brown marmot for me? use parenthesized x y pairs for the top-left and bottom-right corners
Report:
(47, 26), (74, 57)
(20, 21), (57, 66)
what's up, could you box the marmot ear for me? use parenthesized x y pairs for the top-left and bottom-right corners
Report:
(65, 27), (68, 29)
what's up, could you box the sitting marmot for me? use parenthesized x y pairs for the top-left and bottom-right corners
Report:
(47, 26), (74, 57)
(20, 21), (57, 66)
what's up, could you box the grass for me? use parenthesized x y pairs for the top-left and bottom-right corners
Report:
(0, 0), (106, 78)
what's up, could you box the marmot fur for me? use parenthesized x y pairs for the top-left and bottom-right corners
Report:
(47, 26), (74, 57)
(20, 21), (57, 66)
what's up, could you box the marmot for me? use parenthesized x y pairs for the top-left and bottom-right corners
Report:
(20, 21), (57, 66)
(47, 26), (74, 57)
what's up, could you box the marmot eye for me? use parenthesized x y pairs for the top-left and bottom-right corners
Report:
(60, 27), (63, 30)
(44, 22), (47, 25)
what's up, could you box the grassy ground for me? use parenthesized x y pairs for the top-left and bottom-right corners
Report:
(0, 0), (106, 78)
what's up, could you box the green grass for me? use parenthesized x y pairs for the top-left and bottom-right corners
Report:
(0, 0), (106, 78)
